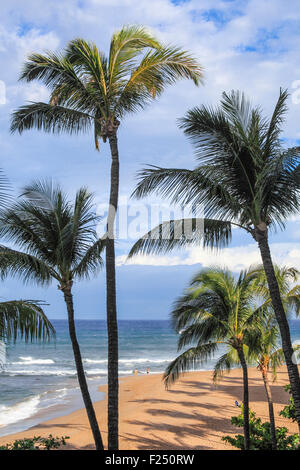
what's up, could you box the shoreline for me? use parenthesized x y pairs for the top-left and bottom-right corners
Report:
(0, 366), (298, 450)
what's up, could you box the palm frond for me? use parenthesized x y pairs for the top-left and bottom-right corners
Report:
(65, 38), (109, 104)
(0, 246), (55, 284)
(10, 102), (91, 135)
(0, 169), (11, 210)
(262, 88), (289, 159)
(0, 300), (55, 343)
(108, 25), (161, 88)
(163, 342), (218, 388)
(72, 237), (105, 279)
(213, 350), (237, 383)
(116, 45), (203, 115)
(128, 218), (232, 259)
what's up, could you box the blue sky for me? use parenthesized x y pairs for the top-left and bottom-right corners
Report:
(0, 0), (300, 319)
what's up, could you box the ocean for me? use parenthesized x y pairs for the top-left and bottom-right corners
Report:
(0, 319), (300, 438)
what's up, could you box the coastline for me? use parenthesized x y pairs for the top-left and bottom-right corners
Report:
(0, 366), (298, 450)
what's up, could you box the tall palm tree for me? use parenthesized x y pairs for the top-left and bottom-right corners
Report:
(129, 89), (300, 431)
(10, 26), (203, 449)
(249, 265), (300, 449)
(254, 315), (284, 450)
(0, 181), (105, 450)
(164, 267), (263, 450)
(0, 299), (55, 367)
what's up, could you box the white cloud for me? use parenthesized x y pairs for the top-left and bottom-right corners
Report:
(1, 0), (300, 138)
(1, 0), (300, 200)
(117, 242), (300, 272)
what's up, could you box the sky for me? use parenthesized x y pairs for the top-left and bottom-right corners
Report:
(0, 0), (300, 320)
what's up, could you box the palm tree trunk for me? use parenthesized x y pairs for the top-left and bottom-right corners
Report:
(255, 230), (300, 433)
(106, 131), (120, 450)
(261, 367), (277, 450)
(237, 347), (250, 450)
(62, 286), (104, 450)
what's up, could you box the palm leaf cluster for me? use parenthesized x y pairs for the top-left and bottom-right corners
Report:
(0, 180), (105, 287)
(129, 89), (300, 259)
(11, 25), (203, 149)
(164, 267), (261, 387)
(0, 299), (54, 343)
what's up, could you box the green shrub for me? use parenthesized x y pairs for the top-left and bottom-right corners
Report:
(222, 408), (300, 450)
(0, 434), (69, 450)
(280, 384), (296, 422)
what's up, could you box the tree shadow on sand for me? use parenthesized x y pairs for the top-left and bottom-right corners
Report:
(123, 410), (234, 450)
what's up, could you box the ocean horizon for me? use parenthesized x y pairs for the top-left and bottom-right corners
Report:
(0, 318), (300, 438)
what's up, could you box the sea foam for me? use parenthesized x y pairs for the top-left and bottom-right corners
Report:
(0, 395), (41, 427)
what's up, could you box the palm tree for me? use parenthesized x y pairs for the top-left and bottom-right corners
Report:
(164, 267), (263, 450)
(129, 89), (300, 432)
(10, 26), (203, 449)
(0, 181), (105, 450)
(254, 315), (284, 450)
(249, 265), (300, 449)
(0, 299), (55, 367)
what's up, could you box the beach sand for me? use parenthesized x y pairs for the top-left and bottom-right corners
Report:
(0, 366), (298, 450)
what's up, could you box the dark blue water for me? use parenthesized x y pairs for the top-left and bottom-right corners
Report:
(0, 319), (299, 437)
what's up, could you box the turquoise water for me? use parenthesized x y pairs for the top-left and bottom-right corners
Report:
(0, 319), (299, 437)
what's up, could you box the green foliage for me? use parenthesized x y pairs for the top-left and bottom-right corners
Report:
(129, 89), (300, 257)
(0, 434), (69, 450)
(280, 384), (296, 422)
(0, 299), (55, 344)
(11, 26), (203, 145)
(0, 181), (105, 288)
(163, 266), (263, 387)
(222, 408), (300, 450)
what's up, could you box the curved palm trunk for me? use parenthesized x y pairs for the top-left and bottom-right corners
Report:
(256, 230), (300, 433)
(261, 367), (277, 450)
(62, 287), (104, 450)
(106, 132), (120, 450)
(237, 347), (250, 450)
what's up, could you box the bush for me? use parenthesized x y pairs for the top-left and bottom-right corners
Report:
(222, 408), (300, 450)
(279, 384), (296, 422)
(0, 434), (70, 450)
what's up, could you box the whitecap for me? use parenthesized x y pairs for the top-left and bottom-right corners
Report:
(0, 395), (41, 427)
(11, 356), (55, 365)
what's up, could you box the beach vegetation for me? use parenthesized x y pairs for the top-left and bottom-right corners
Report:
(222, 408), (300, 450)
(247, 265), (300, 449)
(280, 384), (297, 423)
(0, 434), (69, 450)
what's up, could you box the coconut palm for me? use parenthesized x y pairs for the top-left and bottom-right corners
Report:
(248, 265), (300, 449)
(254, 315), (284, 449)
(10, 26), (203, 449)
(164, 267), (264, 450)
(0, 181), (105, 450)
(129, 89), (300, 431)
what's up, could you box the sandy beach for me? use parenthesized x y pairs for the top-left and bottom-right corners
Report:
(0, 366), (298, 450)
